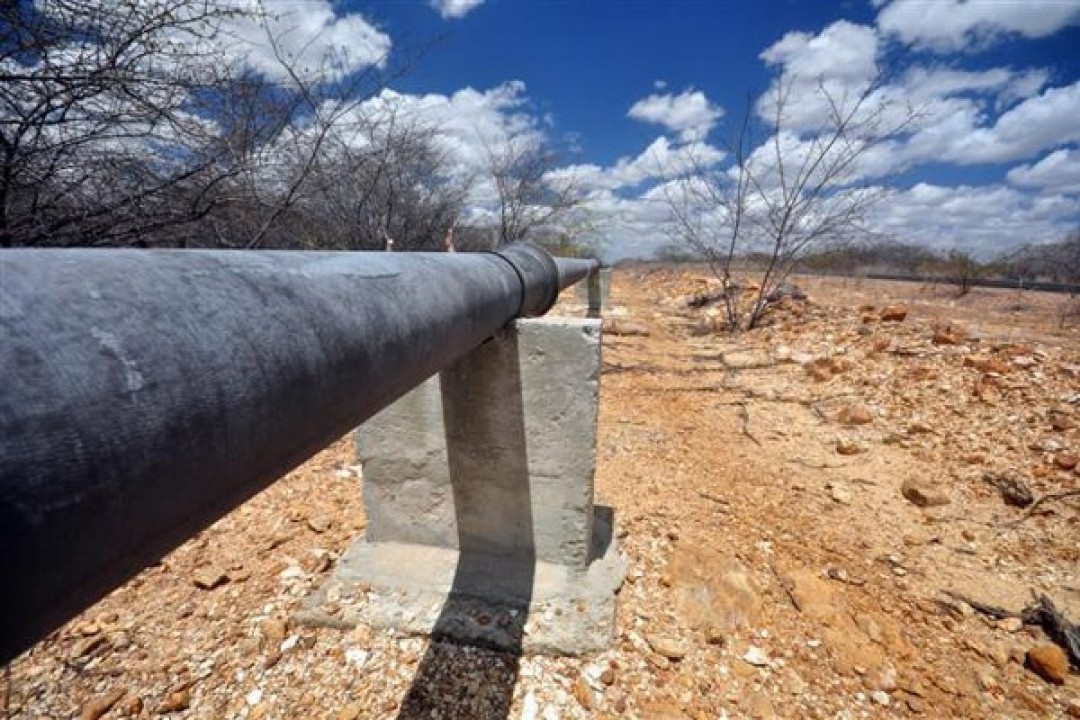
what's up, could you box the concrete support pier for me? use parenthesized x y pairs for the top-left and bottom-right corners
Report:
(301, 317), (623, 655)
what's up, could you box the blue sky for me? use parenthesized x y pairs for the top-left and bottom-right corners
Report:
(260, 0), (1080, 259)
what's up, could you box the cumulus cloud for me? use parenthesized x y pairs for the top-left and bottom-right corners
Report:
(627, 90), (724, 142)
(324, 80), (553, 214)
(901, 66), (1049, 106)
(217, 1), (391, 83)
(1007, 148), (1080, 194)
(868, 182), (1080, 256)
(877, 0), (1080, 52)
(755, 21), (882, 134)
(761, 20), (880, 82)
(548, 136), (725, 192)
(429, 0), (486, 20)
(936, 81), (1080, 164)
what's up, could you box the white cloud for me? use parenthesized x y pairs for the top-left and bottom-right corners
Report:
(1008, 147), (1080, 194)
(548, 137), (725, 193)
(217, 1), (391, 83)
(429, 0), (486, 20)
(868, 182), (1080, 256)
(627, 90), (724, 142)
(761, 20), (879, 82)
(877, 0), (1080, 52)
(755, 21), (881, 134)
(901, 66), (1049, 106)
(326, 81), (553, 214)
(937, 81), (1080, 164)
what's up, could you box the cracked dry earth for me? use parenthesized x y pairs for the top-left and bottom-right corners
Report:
(5, 268), (1080, 720)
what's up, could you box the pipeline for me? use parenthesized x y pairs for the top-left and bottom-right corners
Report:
(0, 243), (597, 662)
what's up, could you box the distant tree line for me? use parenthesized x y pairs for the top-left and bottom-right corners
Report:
(795, 234), (1080, 290)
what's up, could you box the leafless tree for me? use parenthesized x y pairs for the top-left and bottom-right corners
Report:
(0, 0), (249, 247)
(486, 135), (586, 248)
(296, 102), (471, 251)
(943, 249), (982, 297)
(0, 0), (416, 250)
(664, 72), (918, 330)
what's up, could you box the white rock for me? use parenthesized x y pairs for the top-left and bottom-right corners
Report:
(246, 688), (263, 706)
(743, 646), (770, 666)
(344, 648), (369, 668)
(279, 635), (299, 652)
(521, 692), (538, 720)
(871, 690), (890, 706)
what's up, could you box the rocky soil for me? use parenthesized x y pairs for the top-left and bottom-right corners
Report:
(5, 268), (1079, 719)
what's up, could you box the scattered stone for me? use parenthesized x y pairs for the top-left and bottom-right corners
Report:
(600, 666), (616, 686)
(260, 618), (288, 643)
(900, 479), (950, 508)
(1049, 409), (1075, 432)
(746, 691), (776, 718)
(1054, 452), (1078, 471)
(742, 646), (770, 667)
(829, 483), (853, 504)
(119, 695), (144, 716)
(907, 420), (934, 435)
(932, 325), (963, 346)
(806, 361), (833, 382)
(870, 690), (890, 706)
(603, 319), (650, 337)
(1026, 643), (1068, 684)
(835, 439), (865, 456)
(71, 634), (109, 659)
(778, 567), (841, 621)
(782, 670), (807, 695)
(837, 403), (873, 426)
(520, 692), (539, 720)
(337, 704), (363, 720)
(1013, 686), (1049, 714)
(647, 634), (688, 661)
(965, 355), (1009, 374)
(880, 306), (908, 322)
(80, 689), (124, 720)
(306, 515), (332, 533)
(191, 567), (229, 590)
(665, 544), (761, 634)
(157, 687), (191, 713)
(984, 471), (1034, 508)
(639, 699), (688, 719)
(905, 695), (926, 714)
(569, 674), (593, 710)
(704, 624), (726, 646)
(997, 617), (1024, 633)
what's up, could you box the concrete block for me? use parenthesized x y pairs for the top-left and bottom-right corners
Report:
(358, 317), (601, 568)
(300, 317), (622, 655)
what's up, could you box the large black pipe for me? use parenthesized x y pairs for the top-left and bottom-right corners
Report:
(0, 243), (596, 663)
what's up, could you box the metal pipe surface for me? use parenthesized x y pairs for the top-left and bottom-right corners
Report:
(555, 258), (599, 291)
(0, 244), (587, 662)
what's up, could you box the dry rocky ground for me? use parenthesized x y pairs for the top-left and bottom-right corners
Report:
(5, 268), (1080, 719)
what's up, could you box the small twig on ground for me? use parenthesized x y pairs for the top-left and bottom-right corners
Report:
(695, 490), (732, 512)
(770, 564), (801, 612)
(1001, 489), (1080, 527)
(940, 591), (1080, 668)
(738, 402), (761, 445)
(940, 590), (1017, 620)
(786, 458), (851, 470)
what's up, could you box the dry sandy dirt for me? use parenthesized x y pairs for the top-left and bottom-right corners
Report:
(5, 268), (1080, 719)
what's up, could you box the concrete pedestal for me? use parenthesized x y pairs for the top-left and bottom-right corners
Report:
(299, 318), (623, 655)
